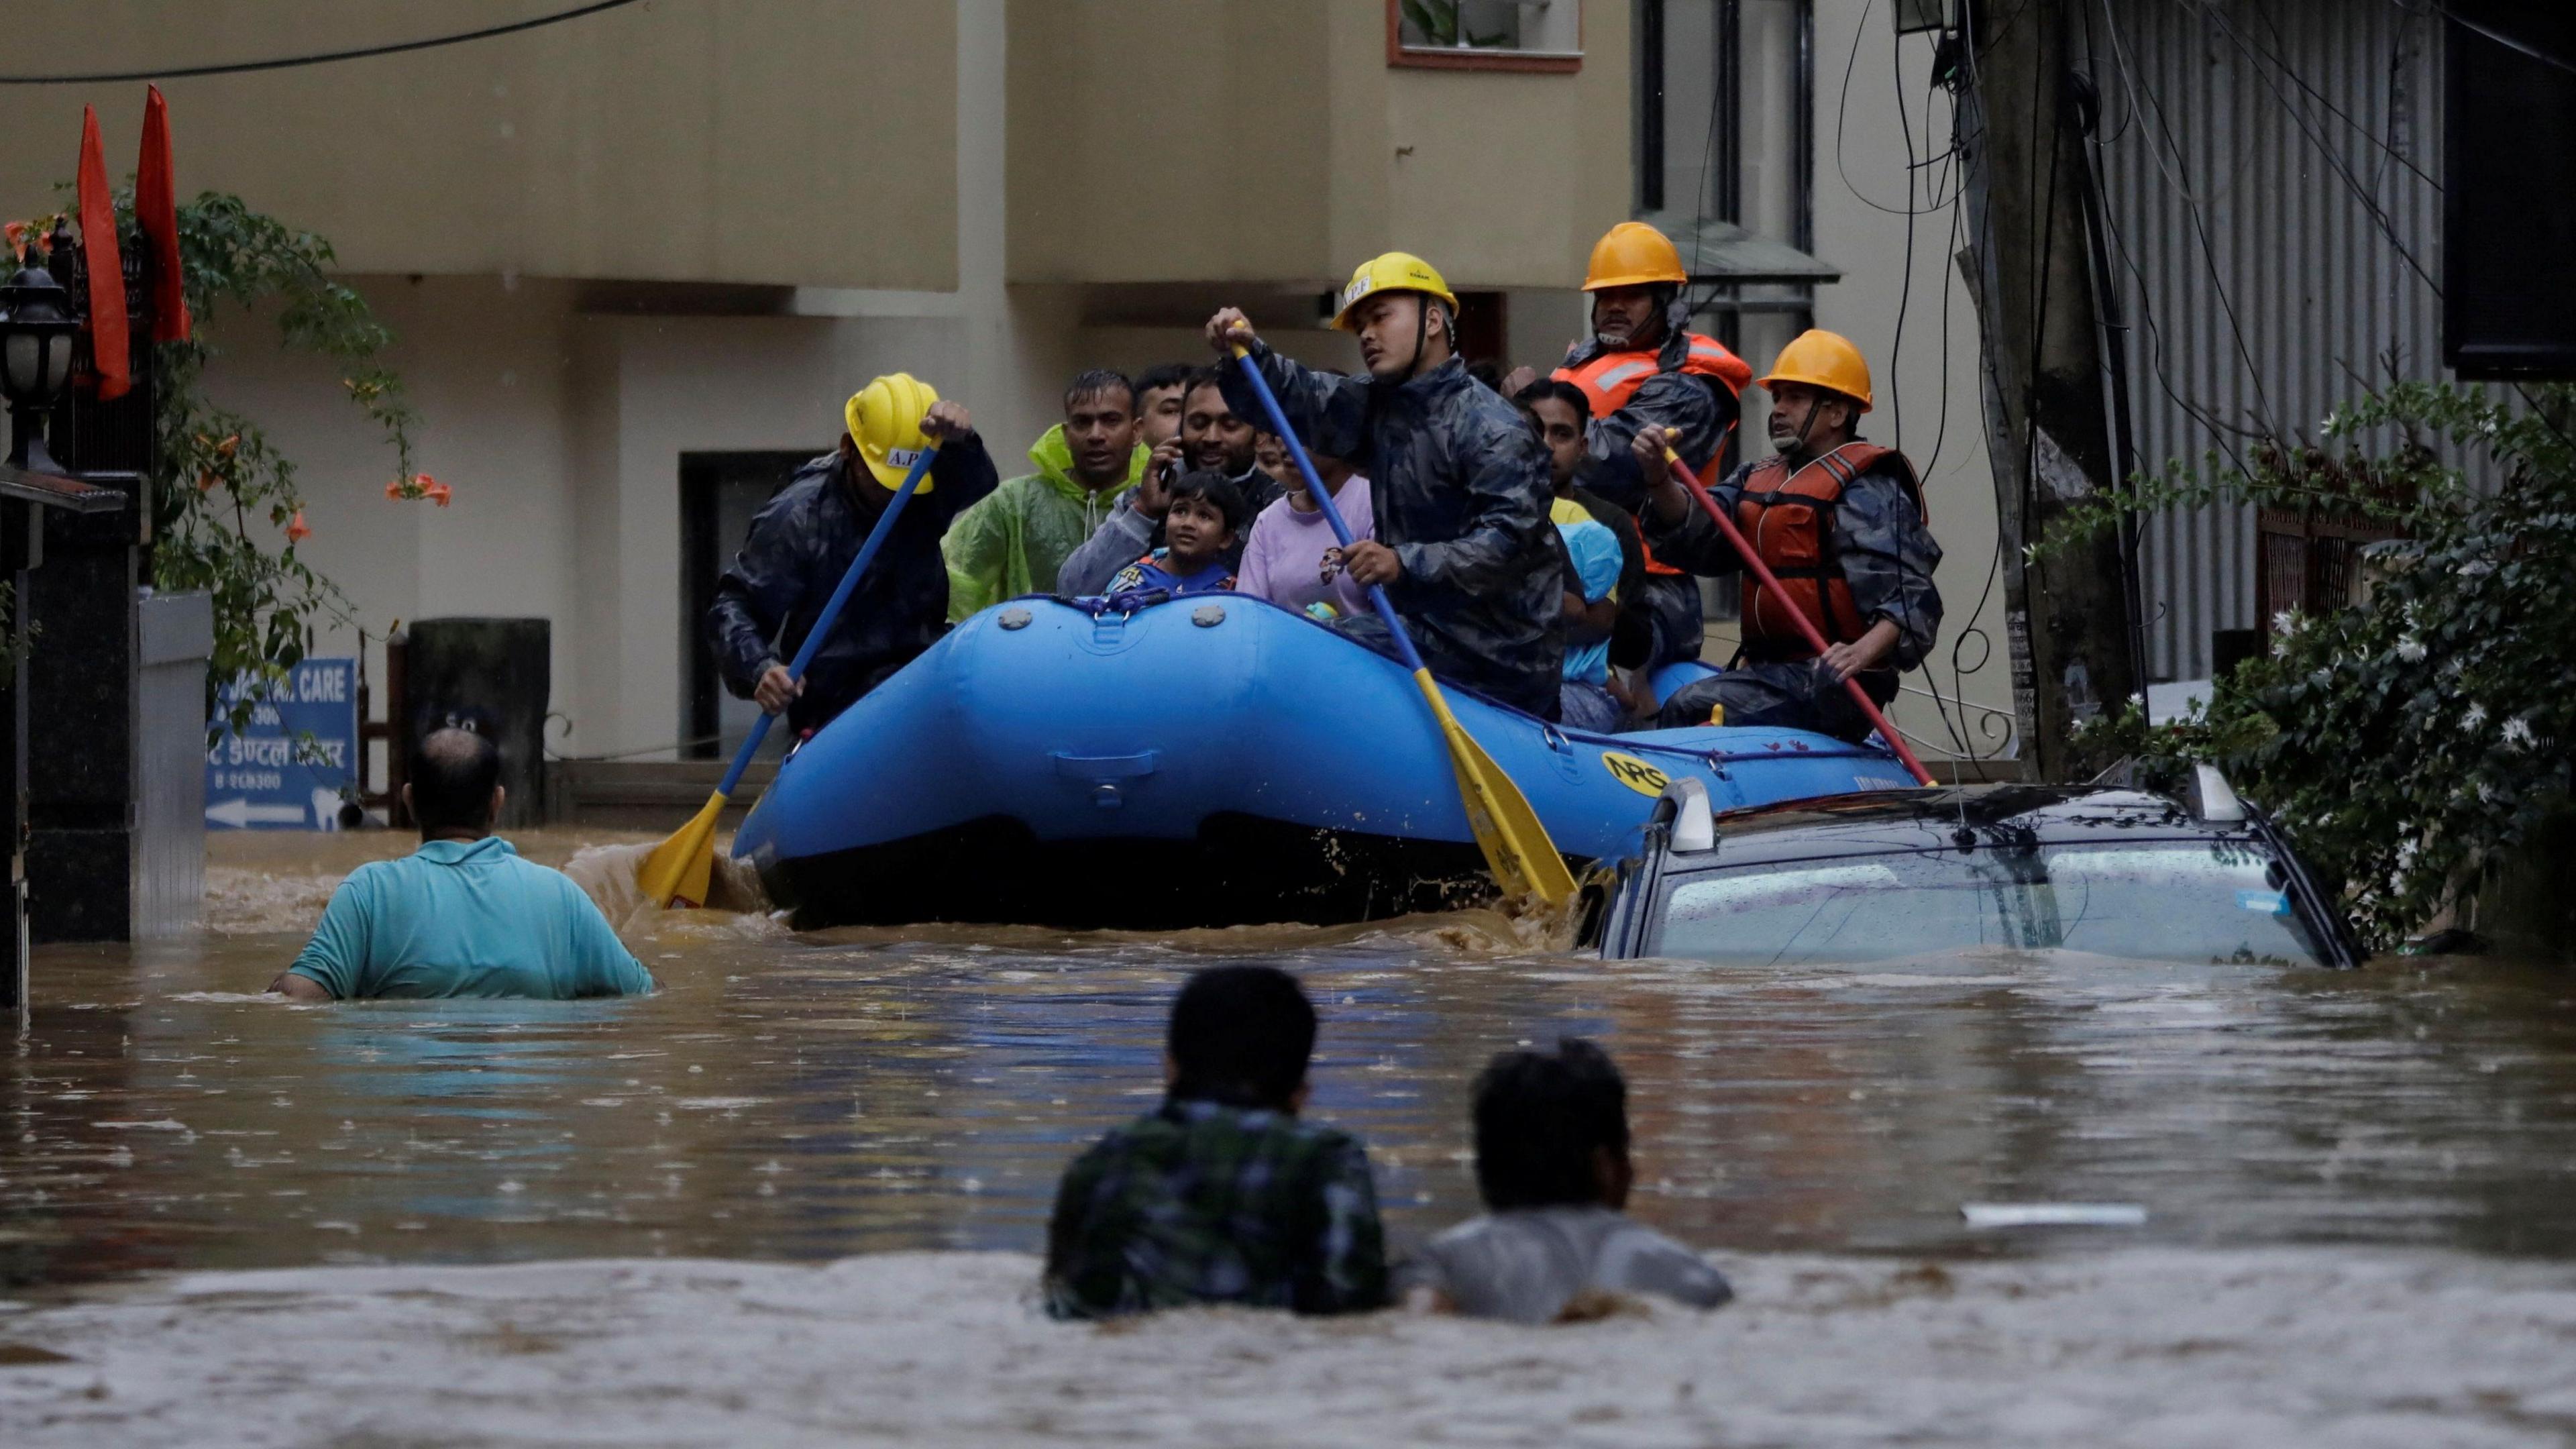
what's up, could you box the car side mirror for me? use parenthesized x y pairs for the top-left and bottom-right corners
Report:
(2188, 762), (2247, 824)
(1661, 776), (1717, 853)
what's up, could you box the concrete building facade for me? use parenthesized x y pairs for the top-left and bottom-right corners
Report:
(7, 1), (2014, 765)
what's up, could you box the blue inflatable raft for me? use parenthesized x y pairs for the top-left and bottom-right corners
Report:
(732, 594), (1920, 928)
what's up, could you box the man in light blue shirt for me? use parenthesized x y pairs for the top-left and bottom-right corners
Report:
(268, 729), (653, 1001)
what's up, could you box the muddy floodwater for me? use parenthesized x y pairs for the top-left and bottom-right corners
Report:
(5, 828), (2576, 1445)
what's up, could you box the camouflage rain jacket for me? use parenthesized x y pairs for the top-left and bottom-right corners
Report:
(1640, 441), (1945, 673)
(1559, 319), (1742, 513)
(707, 437), (999, 736)
(1222, 343), (1564, 718)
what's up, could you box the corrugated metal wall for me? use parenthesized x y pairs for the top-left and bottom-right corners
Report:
(2091, 0), (2449, 680)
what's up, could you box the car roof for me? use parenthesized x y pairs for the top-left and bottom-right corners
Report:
(1692, 784), (2267, 869)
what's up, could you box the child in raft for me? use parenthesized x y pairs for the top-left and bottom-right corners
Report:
(1237, 449), (1375, 622)
(1104, 470), (1246, 598)
(1043, 964), (1389, 1319)
(1401, 1038), (1731, 1323)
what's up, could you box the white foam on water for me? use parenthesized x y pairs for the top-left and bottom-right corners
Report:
(4, 1248), (2574, 1447)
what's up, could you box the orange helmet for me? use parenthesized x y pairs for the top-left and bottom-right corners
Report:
(1582, 221), (1688, 291)
(1757, 329), (1874, 412)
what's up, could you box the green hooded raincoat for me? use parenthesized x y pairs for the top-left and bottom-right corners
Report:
(943, 425), (1148, 622)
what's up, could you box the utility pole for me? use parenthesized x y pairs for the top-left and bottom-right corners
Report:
(1955, 0), (2141, 780)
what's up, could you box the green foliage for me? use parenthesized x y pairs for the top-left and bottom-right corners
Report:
(27, 192), (419, 732)
(2051, 381), (2576, 951)
(1399, 0), (1509, 48)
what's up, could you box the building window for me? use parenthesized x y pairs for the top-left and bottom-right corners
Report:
(1389, 0), (1584, 72)
(1635, 0), (1811, 248)
(1631, 0), (1827, 624)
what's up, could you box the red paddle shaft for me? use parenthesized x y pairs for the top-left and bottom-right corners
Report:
(1658, 447), (1936, 786)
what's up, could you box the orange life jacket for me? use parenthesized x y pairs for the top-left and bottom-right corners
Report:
(1557, 333), (1751, 577)
(1735, 442), (1926, 661)
(1555, 333), (1751, 421)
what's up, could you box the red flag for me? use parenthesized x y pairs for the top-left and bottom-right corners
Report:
(75, 105), (130, 401)
(136, 87), (189, 344)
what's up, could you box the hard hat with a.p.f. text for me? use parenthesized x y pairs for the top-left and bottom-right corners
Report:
(1330, 252), (1460, 331)
(845, 373), (941, 488)
(1757, 329), (1874, 412)
(1582, 221), (1689, 291)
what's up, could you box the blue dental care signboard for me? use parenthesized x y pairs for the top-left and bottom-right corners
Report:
(205, 658), (360, 830)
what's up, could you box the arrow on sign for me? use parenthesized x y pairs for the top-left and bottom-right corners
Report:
(205, 798), (309, 828)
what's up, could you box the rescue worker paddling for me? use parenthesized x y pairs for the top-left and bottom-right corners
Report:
(710, 375), (996, 739)
(1633, 329), (1943, 739)
(1508, 221), (1752, 670)
(1206, 253), (1563, 719)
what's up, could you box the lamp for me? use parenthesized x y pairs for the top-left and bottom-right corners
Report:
(0, 266), (80, 474)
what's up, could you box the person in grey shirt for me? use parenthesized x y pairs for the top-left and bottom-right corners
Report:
(1402, 1038), (1731, 1324)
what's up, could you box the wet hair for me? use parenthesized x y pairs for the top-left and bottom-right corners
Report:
(1164, 469), (1248, 537)
(1063, 368), (1134, 414)
(1513, 377), (1591, 419)
(1182, 366), (1232, 412)
(409, 727), (502, 835)
(1167, 965), (1318, 1110)
(1134, 362), (1194, 401)
(1471, 1038), (1631, 1211)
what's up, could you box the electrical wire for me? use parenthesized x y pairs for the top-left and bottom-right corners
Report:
(1881, 14), (1978, 760)
(2075, 0), (2153, 698)
(0, 0), (647, 85)
(2199, 5), (2443, 297)
(1951, 1), (2021, 760)
(1834, 0), (1971, 217)
(2093, 0), (2278, 436)
(2136, 1), (2446, 197)
(2422, 0), (2576, 79)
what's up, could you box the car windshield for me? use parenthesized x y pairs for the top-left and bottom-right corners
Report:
(1654, 839), (2330, 968)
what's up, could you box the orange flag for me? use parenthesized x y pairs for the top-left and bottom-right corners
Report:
(75, 105), (131, 401)
(136, 87), (189, 344)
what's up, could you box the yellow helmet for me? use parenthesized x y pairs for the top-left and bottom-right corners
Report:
(1330, 252), (1460, 331)
(845, 372), (942, 489)
(1757, 329), (1874, 413)
(1582, 220), (1688, 290)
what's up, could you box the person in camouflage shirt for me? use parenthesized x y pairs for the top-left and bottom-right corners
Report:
(1044, 965), (1388, 1319)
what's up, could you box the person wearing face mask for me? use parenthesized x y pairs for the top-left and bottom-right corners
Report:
(1206, 253), (1563, 721)
(1505, 222), (1752, 672)
(1630, 330), (1942, 739)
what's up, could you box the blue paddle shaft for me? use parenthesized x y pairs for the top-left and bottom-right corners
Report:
(718, 442), (941, 798)
(1229, 350), (1429, 676)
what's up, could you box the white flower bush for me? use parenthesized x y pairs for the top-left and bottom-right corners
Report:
(2056, 380), (2575, 950)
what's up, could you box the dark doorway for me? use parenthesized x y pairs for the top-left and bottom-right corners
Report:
(680, 451), (815, 761)
(1455, 290), (1510, 370)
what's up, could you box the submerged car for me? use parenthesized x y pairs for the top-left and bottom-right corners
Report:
(1585, 773), (2363, 969)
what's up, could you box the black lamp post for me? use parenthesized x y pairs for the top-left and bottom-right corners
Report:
(0, 264), (81, 476)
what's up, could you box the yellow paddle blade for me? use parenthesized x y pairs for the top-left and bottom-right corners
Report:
(1409, 669), (1578, 908)
(636, 790), (728, 909)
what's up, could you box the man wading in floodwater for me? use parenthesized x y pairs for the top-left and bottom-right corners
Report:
(268, 729), (653, 1001)
(1205, 254), (1563, 719)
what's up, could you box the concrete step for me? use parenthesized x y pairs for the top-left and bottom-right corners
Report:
(549, 759), (780, 830)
